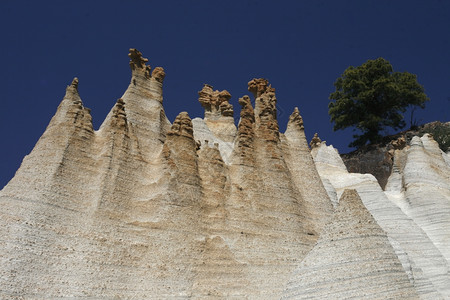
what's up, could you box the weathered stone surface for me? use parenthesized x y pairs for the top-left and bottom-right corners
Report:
(313, 141), (450, 298)
(191, 117), (234, 164)
(233, 95), (255, 163)
(282, 108), (332, 234)
(198, 84), (233, 119)
(1, 77), (95, 203)
(309, 132), (321, 148)
(283, 189), (419, 299)
(0, 49), (448, 299)
(106, 48), (171, 162)
(0, 51), (328, 299)
(386, 134), (450, 264)
(250, 78), (279, 143)
(197, 84), (236, 144)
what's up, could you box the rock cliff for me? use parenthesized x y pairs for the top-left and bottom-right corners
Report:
(0, 49), (448, 299)
(312, 135), (450, 298)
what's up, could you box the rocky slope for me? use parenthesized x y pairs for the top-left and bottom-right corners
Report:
(283, 189), (419, 299)
(311, 134), (450, 299)
(0, 49), (448, 299)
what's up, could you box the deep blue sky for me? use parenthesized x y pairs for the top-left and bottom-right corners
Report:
(1, 0), (449, 188)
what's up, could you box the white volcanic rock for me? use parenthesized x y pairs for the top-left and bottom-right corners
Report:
(282, 108), (333, 232)
(282, 189), (419, 299)
(0, 49), (448, 299)
(0, 51), (332, 299)
(313, 141), (450, 298)
(100, 49), (172, 162)
(192, 117), (234, 164)
(386, 134), (450, 264)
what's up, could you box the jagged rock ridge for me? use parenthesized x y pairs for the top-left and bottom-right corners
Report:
(0, 49), (333, 299)
(0, 49), (448, 299)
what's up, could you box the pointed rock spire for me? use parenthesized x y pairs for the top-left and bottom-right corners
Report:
(124, 48), (166, 103)
(309, 133), (322, 149)
(248, 78), (279, 141)
(56, 78), (92, 129)
(283, 108), (332, 238)
(127, 48), (166, 86)
(71, 77), (79, 89)
(287, 107), (304, 130)
(247, 78), (271, 98)
(1, 76), (94, 201)
(151, 67), (165, 83)
(97, 49), (171, 162)
(236, 95), (255, 152)
(64, 77), (82, 103)
(128, 48), (151, 78)
(168, 112), (194, 139)
(198, 84), (233, 119)
(196, 84), (236, 144)
(163, 112), (200, 196)
(110, 98), (127, 129)
(247, 78), (276, 118)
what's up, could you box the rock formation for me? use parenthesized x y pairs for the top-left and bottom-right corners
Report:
(192, 84), (236, 165)
(0, 49), (448, 299)
(312, 137), (450, 298)
(385, 134), (450, 264)
(283, 189), (419, 299)
(198, 84), (234, 119)
(341, 122), (449, 189)
(309, 132), (321, 148)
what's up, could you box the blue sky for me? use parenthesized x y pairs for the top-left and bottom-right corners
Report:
(1, 0), (449, 188)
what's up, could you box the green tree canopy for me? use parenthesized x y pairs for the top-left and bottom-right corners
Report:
(328, 58), (429, 148)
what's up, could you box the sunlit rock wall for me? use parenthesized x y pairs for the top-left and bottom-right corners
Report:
(0, 50), (333, 299)
(0, 49), (448, 299)
(311, 136), (450, 299)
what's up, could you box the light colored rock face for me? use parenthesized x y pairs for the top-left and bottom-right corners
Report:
(0, 51), (333, 299)
(386, 134), (450, 263)
(282, 108), (332, 233)
(1, 49), (448, 299)
(283, 189), (419, 299)
(313, 140), (450, 298)
(192, 118), (234, 164)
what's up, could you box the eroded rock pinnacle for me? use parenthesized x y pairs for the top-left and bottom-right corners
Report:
(198, 84), (233, 118)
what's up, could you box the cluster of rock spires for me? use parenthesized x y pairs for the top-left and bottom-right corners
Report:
(1, 49), (449, 299)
